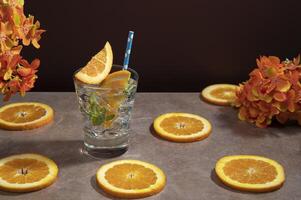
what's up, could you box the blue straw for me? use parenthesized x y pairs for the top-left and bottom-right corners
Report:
(123, 31), (134, 70)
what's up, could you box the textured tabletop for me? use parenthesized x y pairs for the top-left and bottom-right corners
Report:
(0, 92), (300, 200)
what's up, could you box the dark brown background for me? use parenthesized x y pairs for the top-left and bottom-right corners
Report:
(23, 0), (301, 92)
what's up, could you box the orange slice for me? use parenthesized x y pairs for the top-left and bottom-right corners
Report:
(215, 155), (285, 192)
(0, 102), (54, 130)
(153, 113), (212, 142)
(201, 84), (238, 105)
(101, 70), (131, 95)
(100, 70), (131, 126)
(75, 42), (113, 84)
(96, 160), (166, 199)
(0, 154), (58, 192)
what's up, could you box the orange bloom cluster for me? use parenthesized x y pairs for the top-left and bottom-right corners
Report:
(235, 55), (301, 127)
(0, 0), (44, 100)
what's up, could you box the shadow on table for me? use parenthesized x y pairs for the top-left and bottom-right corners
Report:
(0, 191), (22, 196)
(149, 123), (168, 142)
(90, 175), (120, 200)
(210, 169), (257, 195)
(216, 107), (301, 138)
(0, 140), (97, 168)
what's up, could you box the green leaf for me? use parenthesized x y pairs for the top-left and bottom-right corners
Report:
(89, 93), (98, 104)
(91, 113), (105, 126)
(90, 103), (99, 114)
(105, 114), (115, 121)
(87, 93), (109, 125)
(124, 79), (136, 96)
(99, 107), (106, 114)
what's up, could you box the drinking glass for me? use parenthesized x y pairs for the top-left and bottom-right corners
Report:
(74, 65), (138, 157)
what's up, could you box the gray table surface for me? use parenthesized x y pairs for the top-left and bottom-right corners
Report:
(0, 92), (300, 200)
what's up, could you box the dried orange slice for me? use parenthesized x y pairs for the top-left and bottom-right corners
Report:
(0, 154), (58, 192)
(201, 84), (238, 105)
(215, 155), (285, 192)
(96, 160), (166, 199)
(0, 102), (54, 130)
(75, 42), (113, 84)
(153, 113), (212, 142)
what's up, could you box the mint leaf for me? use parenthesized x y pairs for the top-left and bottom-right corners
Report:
(105, 114), (115, 121)
(124, 79), (136, 96)
(91, 112), (105, 125)
(87, 93), (109, 126)
(89, 93), (98, 104)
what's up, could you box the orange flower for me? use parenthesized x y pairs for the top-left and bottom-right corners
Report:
(0, 0), (44, 100)
(0, 50), (40, 100)
(235, 55), (301, 127)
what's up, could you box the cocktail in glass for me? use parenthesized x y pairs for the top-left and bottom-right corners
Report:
(74, 65), (138, 157)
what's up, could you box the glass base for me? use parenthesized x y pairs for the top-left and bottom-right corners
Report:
(81, 142), (128, 158)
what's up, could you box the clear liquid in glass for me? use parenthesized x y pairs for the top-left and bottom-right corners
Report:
(74, 66), (138, 158)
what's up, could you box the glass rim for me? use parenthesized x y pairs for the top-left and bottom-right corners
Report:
(73, 65), (138, 90)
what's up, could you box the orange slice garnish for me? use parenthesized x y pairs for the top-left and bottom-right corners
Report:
(201, 84), (238, 105)
(153, 113), (212, 142)
(75, 42), (113, 84)
(100, 70), (131, 126)
(101, 70), (131, 94)
(215, 155), (285, 192)
(0, 154), (58, 192)
(96, 160), (166, 199)
(0, 102), (54, 130)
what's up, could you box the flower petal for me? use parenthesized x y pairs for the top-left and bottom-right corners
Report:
(275, 79), (291, 92)
(17, 67), (32, 77)
(3, 68), (12, 80)
(273, 92), (287, 102)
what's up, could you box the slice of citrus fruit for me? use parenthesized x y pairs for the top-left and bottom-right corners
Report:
(201, 84), (238, 105)
(153, 113), (212, 142)
(96, 160), (166, 199)
(101, 70), (131, 127)
(75, 41), (113, 84)
(215, 155), (285, 192)
(0, 102), (54, 130)
(101, 70), (131, 95)
(0, 154), (58, 192)
(102, 70), (131, 109)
